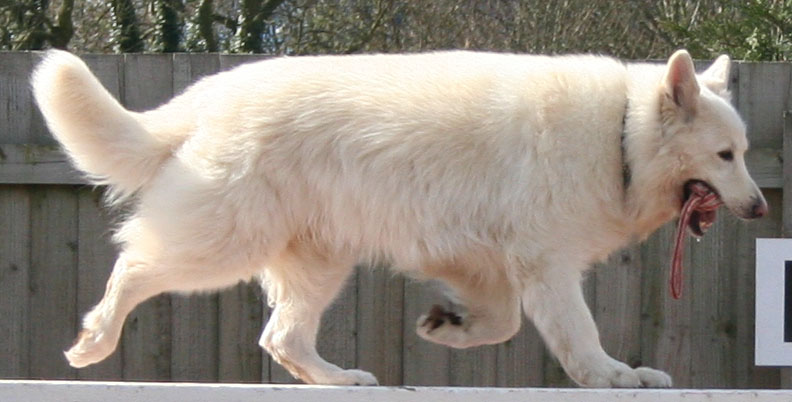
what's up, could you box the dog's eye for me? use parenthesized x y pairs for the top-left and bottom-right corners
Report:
(718, 150), (734, 161)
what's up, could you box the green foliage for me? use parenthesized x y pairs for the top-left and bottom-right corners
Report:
(154, 0), (184, 53)
(0, 0), (789, 60)
(655, 0), (792, 61)
(110, 0), (144, 53)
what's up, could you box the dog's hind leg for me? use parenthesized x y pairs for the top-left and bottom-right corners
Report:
(65, 253), (172, 368)
(415, 269), (522, 349)
(258, 245), (378, 385)
(522, 267), (672, 388)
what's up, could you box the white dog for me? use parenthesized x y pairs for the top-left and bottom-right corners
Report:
(32, 49), (766, 387)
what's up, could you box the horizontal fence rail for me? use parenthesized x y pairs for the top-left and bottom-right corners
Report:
(2, 381), (792, 402)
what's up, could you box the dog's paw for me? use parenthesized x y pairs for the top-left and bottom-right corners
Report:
(574, 357), (672, 388)
(634, 366), (673, 388)
(591, 359), (642, 388)
(313, 369), (379, 386)
(64, 329), (114, 368)
(418, 304), (463, 330)
(415, 304), (469, 348)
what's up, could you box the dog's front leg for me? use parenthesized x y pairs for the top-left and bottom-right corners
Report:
(521, 269), (671, 388)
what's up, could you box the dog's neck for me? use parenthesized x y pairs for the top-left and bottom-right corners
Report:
(620, 94), (679, 240)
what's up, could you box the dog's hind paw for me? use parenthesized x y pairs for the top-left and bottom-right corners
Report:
(64, 329), (115, 368)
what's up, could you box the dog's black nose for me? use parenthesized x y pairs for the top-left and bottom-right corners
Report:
(750, 199), (768, 219)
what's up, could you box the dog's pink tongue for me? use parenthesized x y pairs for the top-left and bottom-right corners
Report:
(670, 184), (722, 299)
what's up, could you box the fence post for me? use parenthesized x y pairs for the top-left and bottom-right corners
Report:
(780, 74), (792, 386)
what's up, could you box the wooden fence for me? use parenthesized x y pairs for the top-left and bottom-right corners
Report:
(0, 52), (790, 389)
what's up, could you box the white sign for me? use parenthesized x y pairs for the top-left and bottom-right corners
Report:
(756, 238), (792, 365)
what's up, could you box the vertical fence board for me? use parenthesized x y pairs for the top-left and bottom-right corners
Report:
(317, 275), (359, 375)
(0, 187), (31, 378)
(737, 190), (782, 388)
(640, 223), (693, 386)
(213, 54), (272, 384)
(738, 63), (789, 148)
(0, 52), (48, 144)
(72, 54), (125, 381)
(595, 247), (643, 370)
(167, 53), (222, 383)
(356, 266), (404, 385)
(779, 84), (792, 388)
(402, 281), (451, 386)
(217, 283), (265, 383)
(495, 320), (546, 387)
(449, 346), (498, 386)
(0, 52), (37, 379)
(24, 50), (79, 380)
(119, 54), (174, 381)
(28, 187), (79, 379)
(75, 189), (123, 380)
(688, 214), (732, 387)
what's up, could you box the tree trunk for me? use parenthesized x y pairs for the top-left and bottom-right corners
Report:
(197, 0), (218, 52)
(156, 0), (183, 52)
(50, 0), (75, 49)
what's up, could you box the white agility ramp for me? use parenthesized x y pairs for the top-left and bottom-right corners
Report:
(1, 381), (792, 402)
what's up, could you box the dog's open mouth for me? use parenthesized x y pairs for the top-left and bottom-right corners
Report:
(670, 180), (723, 299)
(682, 180), (722, 237)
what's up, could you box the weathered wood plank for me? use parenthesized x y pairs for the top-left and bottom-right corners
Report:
(23, 50), (81, 379)
(0, 187), (31, 378)
(317, 273), (359, 376)
(733, 62), (783, 389)
(170, 294), (219, 382)
(738, 63), (789, 149)
(640, 223), (691, 387)
(402, 280), (451, 386)
(356, 266), (404, 386)
(0, 53), (37, 379)
(449, 345), (498, 386)
(70, 54), (125, 381)
(0, 144), (84, 184)
(688, 212), (732, 387)
(495, 320), (546, 387)
(167, 53), (222, 383)
(7, 142), (781, 189)
(594, 247), (643, 372)
(119, 54), (174, 381)
(779, 101), (792, 388)
(217, 283), (266, 383)
(734, 189), (782, 388)
(28, 187), (79, 379)
(75, 188), (124, 380)
(212, 53), (273, 384)
(0, 52), (48, 144)
(746, 147), (782, 189)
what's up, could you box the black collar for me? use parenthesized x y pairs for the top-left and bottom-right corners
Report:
(621, 103), (631, 191)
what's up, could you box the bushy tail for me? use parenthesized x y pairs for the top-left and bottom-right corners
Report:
(31, 50), (171, 202)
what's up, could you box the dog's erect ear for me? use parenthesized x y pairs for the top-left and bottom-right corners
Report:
(662, 50), (700, 117)
(700, 54), (732, 99)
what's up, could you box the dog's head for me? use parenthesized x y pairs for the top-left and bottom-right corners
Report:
(658, 50), (767, 226)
